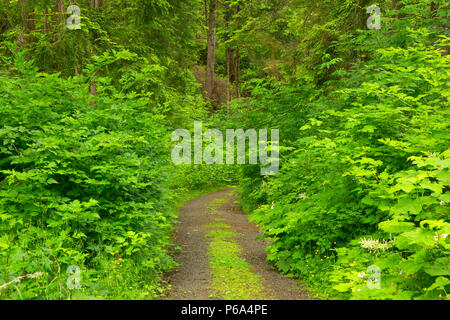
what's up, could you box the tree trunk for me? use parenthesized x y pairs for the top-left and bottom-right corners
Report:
(226, 48), (233, 104)
(206, 0), (217, 101)
(91, 0), (102, 9)
(0, 11), (7, 35)
(52, 0), (65, 34)
(234, 49), (240, 98)
(17, 0), (33, 51)
(88, 0), (103, 94)
(204, 0), (208, 26)
(224, 3), (232, 105)
(44, 7), (49, 34)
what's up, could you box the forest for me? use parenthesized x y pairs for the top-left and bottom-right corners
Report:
(0, 0), (448, 300)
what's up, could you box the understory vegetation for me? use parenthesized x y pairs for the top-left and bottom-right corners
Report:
(0, 0), (236, 300)
(0, 0), (448, 300)
(229, 1), (450, 300)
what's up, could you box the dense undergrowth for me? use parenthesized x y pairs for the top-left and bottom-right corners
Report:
(229, 2), (450, 300)
(0, 0), (240, 300)
(0, 0), (448, 301)
(0, 53), (236, 300)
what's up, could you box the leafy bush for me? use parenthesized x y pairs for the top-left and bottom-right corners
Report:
(234, 4), (449, 300)
(331, 150), (450, 300)
(0, 53), (176, 299)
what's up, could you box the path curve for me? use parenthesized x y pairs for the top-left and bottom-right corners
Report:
(164, 188), (312, 300)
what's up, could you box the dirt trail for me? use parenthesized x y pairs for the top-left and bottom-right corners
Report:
(165, 188), (312, 300)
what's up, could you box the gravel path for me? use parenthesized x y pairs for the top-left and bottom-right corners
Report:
(164, 188), (312, 300)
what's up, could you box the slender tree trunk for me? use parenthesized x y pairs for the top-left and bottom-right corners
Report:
(206, 0), (217, 101)
(17, 0), (33, 52)
(234, 49), (240, 98)
(44, 7), (49, 34)
(54, 0), (65, 35)
(204, 0), (208, 26)
(57, 0), (64, 20)
(226, 48), (233, 104)
(0, 10), (7, 35)
(88, 0), (103, 95)
(224, 3), (232, 105)
(91, 0), (102, 9)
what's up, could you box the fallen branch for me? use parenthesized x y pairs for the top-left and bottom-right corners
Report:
(0, 272), (45, 291)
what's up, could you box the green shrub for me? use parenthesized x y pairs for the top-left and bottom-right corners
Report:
(0, 54), (176, 299)
(235, 7), (449, 299)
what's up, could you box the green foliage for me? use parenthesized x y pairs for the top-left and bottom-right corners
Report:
(330, 151), (450, 300)
(0, 53), (179, 299)
(0, 0), (204, 82)
(1, 0), (448, 301)
(233, 1), (449, 300)
(0, 0), (233, 299)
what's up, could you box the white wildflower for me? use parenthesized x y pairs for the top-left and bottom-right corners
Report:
(298, 193), (308, 200)
(271, 202), (274, 210)
(0, 272), (45, 291)
(428, 152), (439, 158)
(434, 235), (439, 241)
(441, 234), (448, 239)
(357, 272), (365, 279)
(359, 238), (391, 252)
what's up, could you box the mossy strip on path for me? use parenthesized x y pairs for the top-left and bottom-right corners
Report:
(204, 223), (266, 300)
(207, 197), (227, 215)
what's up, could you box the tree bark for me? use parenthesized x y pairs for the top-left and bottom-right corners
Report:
(52, 0), (65, 34)
(17, 0), (33, 50)
(0, 11), (7, 35)
(226, 48), (233, 103)
(234, 49), (240, 98)
(44, 7), (49, 34)
(206, 0), (217, 101)
(204, 0), (208, 26)
(91, 0), (102, 9)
